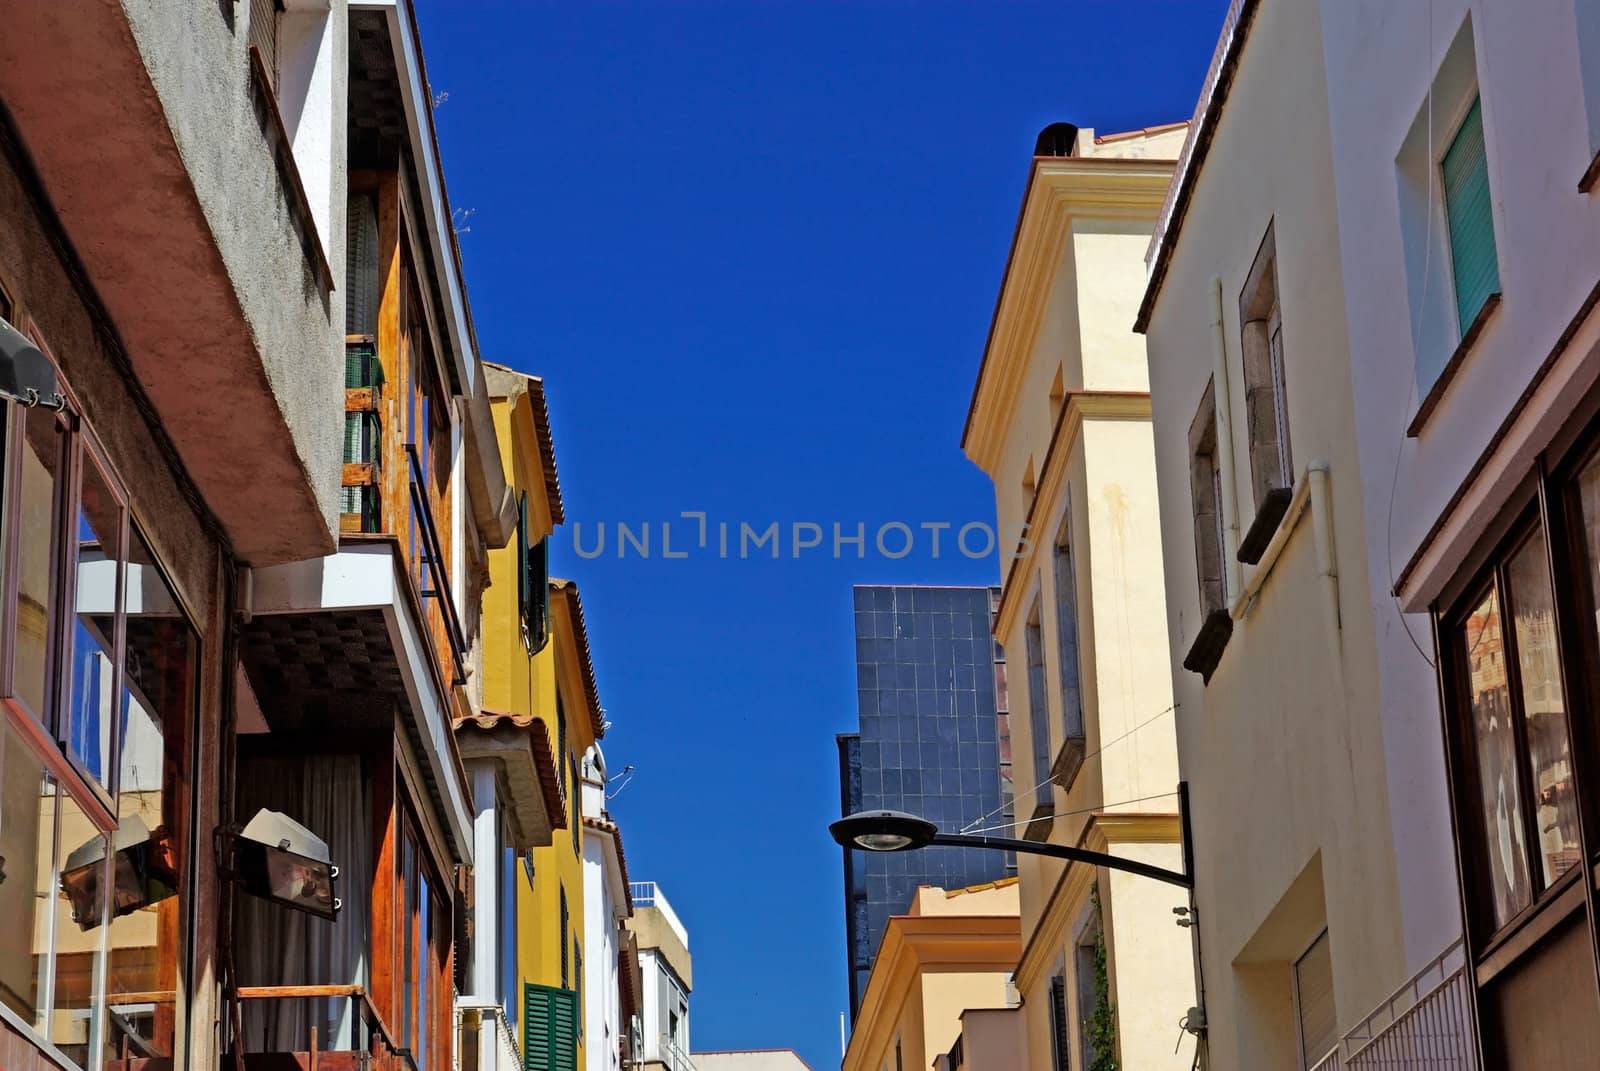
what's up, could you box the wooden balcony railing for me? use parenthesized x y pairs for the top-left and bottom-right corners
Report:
(226, 984), (417, 1071)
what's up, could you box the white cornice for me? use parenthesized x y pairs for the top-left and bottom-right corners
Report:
(965, 158), (1175, 474)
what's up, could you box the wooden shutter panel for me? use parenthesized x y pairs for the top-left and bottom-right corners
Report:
(524, 984), (578, 1071)
(1050, 975), (1071, 1071)
(1443, 97), (1500, 333)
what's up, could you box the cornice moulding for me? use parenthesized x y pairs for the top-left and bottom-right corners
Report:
(965, 159), (1174, 474)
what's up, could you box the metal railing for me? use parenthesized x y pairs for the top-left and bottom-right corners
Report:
(661, 1035), (697, 1071)
(406, 442), (468, 686)
(1337, 937), (1475, 1069)
(629, 882), (688, 948)
(454, 999), (521, 1071)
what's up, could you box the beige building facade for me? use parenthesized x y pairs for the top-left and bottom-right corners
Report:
(1136, 0), (1471, 1067)
(840, 880), (1021, 1071)
(963, 121), (1198, 1071)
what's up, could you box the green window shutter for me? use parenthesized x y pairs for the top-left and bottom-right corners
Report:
(524, 984), (578, 1071)
(1443, 97), (1500, 333)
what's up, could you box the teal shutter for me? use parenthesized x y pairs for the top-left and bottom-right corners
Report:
(524, 984), (578, 1071)
(1442, 97), (1500, 333)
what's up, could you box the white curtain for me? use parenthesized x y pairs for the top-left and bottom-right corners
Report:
(237, 754), (372, 1052)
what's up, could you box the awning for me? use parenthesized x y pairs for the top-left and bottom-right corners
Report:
(0, 317), (63, 409)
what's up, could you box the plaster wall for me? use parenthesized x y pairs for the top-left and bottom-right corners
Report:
(1142, 1), (1406, 1065)
(1318, 0), (1600, 974)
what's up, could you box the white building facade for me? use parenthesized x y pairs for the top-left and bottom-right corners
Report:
(582, 746), (637, 1071)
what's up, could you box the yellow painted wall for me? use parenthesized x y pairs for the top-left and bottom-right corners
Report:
(482, 381), (594, 1068)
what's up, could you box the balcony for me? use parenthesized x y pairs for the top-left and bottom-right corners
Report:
(222, 985), (409, 1071)
(1309, 938), (1476, 1070)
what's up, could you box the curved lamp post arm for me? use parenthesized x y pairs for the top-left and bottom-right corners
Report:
(926, 832), (1191, 889)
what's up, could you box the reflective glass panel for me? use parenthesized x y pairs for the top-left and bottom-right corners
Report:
(107, 528), (194, 1060)
(0, 719), (54, 1028)
(65, 454), (123, 788)
(15, 411), (64, 722)
(1462, 586), (1532, 928)
(1505, 531), (1582, 888)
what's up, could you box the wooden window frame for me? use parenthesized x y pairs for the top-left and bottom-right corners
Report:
(1433, 410), (1600, 1009)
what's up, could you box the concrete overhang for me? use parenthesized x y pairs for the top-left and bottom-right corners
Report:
(455, 710), (563, 849)
(247, 540), (475, 862)
(0, 2), (342, 566)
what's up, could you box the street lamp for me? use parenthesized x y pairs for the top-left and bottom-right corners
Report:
(830, 783), (1195, 889)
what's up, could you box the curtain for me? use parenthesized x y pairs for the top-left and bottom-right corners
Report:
(237, 754), (372, 1052)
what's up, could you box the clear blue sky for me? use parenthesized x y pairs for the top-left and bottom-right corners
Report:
(418, 3), (1226, 1066)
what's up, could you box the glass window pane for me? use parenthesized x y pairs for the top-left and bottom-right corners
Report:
(15, 411), (65, 722)
(1462, 587), (1532, 928)
(52, 785), (107, 1065)
(1504, 532), (1583, 887)
(0, 719), (55, 1030)
(107, 529), (194, 1059)
(65, 454), (124, 788)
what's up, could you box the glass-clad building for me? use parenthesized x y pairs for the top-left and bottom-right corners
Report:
(838, 584), (1012, 1020)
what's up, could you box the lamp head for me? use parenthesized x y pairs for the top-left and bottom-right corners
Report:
(829, 810), (939, 853)
(234, 809), (341, 920)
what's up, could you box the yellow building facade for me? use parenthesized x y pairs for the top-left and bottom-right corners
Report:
(481, 363), (606, 1068)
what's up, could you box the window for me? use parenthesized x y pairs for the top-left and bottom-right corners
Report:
(523, 983), (578, 1071)
(559, 885), (569, 989)
(572, 941), (582, 1039)
(1239, 224), (1291, 508)
(1188, 380), (1227, 616)
(0, 347), (196, 1069)
(397, 812), (447, 1071)
(570, 752), (581, 856)
(1442, 96), (1500, 335)
(1051, 507), (1086, 789)
(517, 494), (551, 655)
(247, 0), (280, 88)
(1024, 600), (1050, 789)
(1048, 975), (1070, 1071)
(1293, 930), (1337, 1069)
(1396, 17), (1496, 399)
(500, 842), (519, 1037)
(1451, 519), (1582, 932)
(1074, 917), (1101, 1068)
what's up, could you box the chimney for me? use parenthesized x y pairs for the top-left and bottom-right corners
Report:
(1033, 122), (1080, 158)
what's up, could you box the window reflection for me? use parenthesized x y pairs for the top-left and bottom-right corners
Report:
(16, 410), (64, 721)
(1463, 586), (1531, 928)
(1505, 533), (1582, 886)
(0, 720), (52, 1026)
(106, 529), (195, 1063)
(66, 453), (124, 789)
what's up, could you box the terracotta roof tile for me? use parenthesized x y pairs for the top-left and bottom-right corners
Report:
(455, 708), (566, 827)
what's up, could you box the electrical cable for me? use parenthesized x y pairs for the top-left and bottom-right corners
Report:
(957, 701), (1179, 834)
(1383, 0), (1439, 671)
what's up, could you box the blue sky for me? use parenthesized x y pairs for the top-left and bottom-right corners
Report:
(418, 3), (1226, 1066)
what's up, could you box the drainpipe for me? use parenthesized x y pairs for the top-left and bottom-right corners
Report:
(1308, 461), (1340, 638)
(1210, 277), (1243, 601)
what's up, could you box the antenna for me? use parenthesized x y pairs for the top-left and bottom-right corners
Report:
(605, 764), (637, 802)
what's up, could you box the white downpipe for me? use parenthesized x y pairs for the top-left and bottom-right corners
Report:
(1210, 276), (1243, 601)
(1308, 461), (1340, 636)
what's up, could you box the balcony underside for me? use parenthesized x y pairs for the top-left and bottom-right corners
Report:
(242, 540), (473, 861)
(0, 2), (340, 565)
